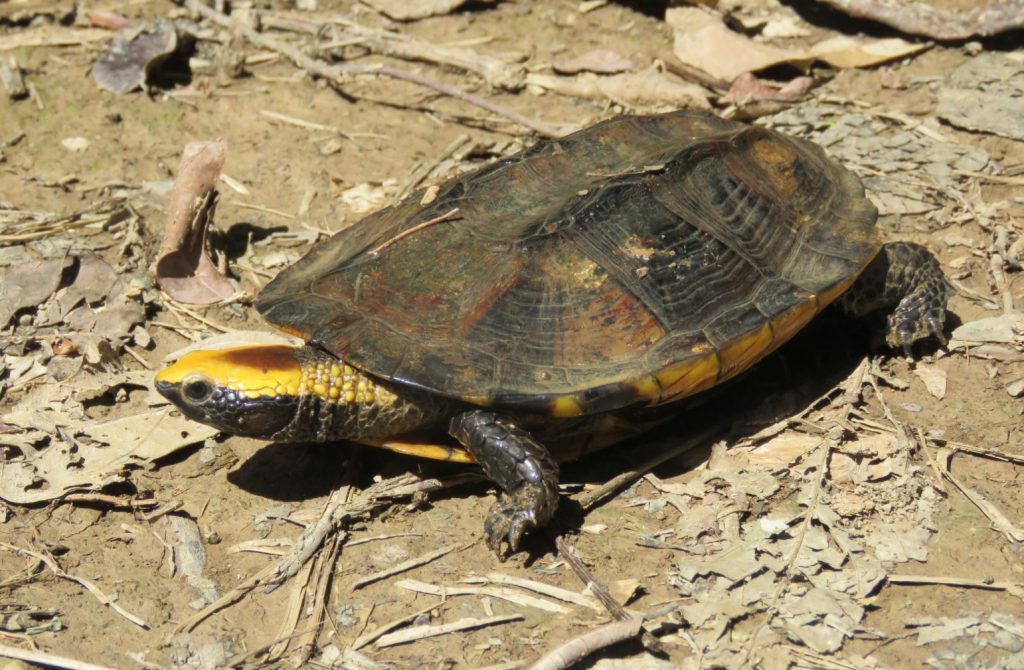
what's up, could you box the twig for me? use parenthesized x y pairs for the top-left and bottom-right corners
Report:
(184, 0), (561, 137)
(554, 537), (663, 655)
(0, 543), (148, 629)
(368, 207), (460, 256)
(352, 543), (462, 589)
(396, 578), (570, 613)
(291, 532), (343, 665)
(376, 614), (523, 648)
(349, 602), (440, 650)
(0, 644), (115, 670)
(477, 573), (601, 611)
(888, 574), (1024, 596)
(527, 619), (643, 670)
(577, 425), (718, 512)
(60, 493), (160, 509)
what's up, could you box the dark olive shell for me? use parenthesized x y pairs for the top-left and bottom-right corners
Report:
(256, 111), (880, 417)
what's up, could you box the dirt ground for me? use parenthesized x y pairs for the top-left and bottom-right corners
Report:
(1, 1), (1023, 669)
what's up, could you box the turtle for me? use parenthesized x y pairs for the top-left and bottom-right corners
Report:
(155, 110), (951, 555)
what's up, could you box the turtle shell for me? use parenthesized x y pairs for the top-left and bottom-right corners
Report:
(256, 111), (880, 417)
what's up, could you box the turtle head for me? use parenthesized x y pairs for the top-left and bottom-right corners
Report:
(155, 345), (306, 440)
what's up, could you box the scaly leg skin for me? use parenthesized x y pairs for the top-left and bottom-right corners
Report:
(839, 242), (953, 354)
(450, 411), (560, 557)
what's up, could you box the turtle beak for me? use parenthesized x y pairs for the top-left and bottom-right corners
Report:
(155, 379), (179, 402)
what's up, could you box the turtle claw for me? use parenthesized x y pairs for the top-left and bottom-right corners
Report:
(484, 496), (538, 558)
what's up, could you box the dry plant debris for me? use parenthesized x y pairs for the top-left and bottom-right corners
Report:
(154, 139), (236, 304)
(667, 7), (927, 82)
(816, 0), (1024, 40)
(91, 21), (179, 95)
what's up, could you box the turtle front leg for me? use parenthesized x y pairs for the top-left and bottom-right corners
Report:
(839, 242), (953, 354)
(450, 411), (560, 557)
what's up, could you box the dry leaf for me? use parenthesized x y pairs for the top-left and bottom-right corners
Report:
(806, 35), (928, 70)
(912, 363), (947, 399)
(949, 314), (1024, 345)
(668, 7), (804, 82)
(816, 0), (1024, 40)
(338, 180), (397, 214)
(667, 7), (927, 81)
(0, 409), (219, 504)
(0, 257), (68, 326)
(744, 433), (820, 466)
(92, 21), (178, 95)
(154, 139), (237, 304)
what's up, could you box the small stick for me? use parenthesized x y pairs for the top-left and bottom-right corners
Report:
(60, 493), (159, 509)
(527, 619), (643, 670)
(0, 644), (114, 670)
(349, 602), (439, 650)
(888, 574), (1024, 595)
(0, 543), (148, 629)
(368, 208), (460, 256)
(554, 537), (663, 655)
(397, 578), (570, 613)
(479, 572), (601, 611)
(376, 614), (523, 648)
(352, 543), (460, 589)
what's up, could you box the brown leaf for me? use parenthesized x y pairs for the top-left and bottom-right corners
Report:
(0, 257), (69, 326)
(155, 139), (236, 304)
(91, 21), (178, 95)
(668, 7), (927, 81)
(815, 0), (1024, 40)
(553, 49), (635, 75)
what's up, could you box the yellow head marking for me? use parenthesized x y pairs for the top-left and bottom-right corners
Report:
(156, 346), (303, 398)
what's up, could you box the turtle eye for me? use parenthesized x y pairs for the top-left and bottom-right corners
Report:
(183, 377), (213, 402)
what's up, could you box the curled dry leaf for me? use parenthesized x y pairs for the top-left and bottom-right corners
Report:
(155, 139), (237, 305)
(553, 49), (635, 75)
(815, 0), (1024, 40)
(667, 7), (927, 82)
(92, 21), (178, 95)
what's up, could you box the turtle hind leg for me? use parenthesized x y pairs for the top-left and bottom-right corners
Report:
(450, 411), (560, 557)
(839, 241), (952, 354)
